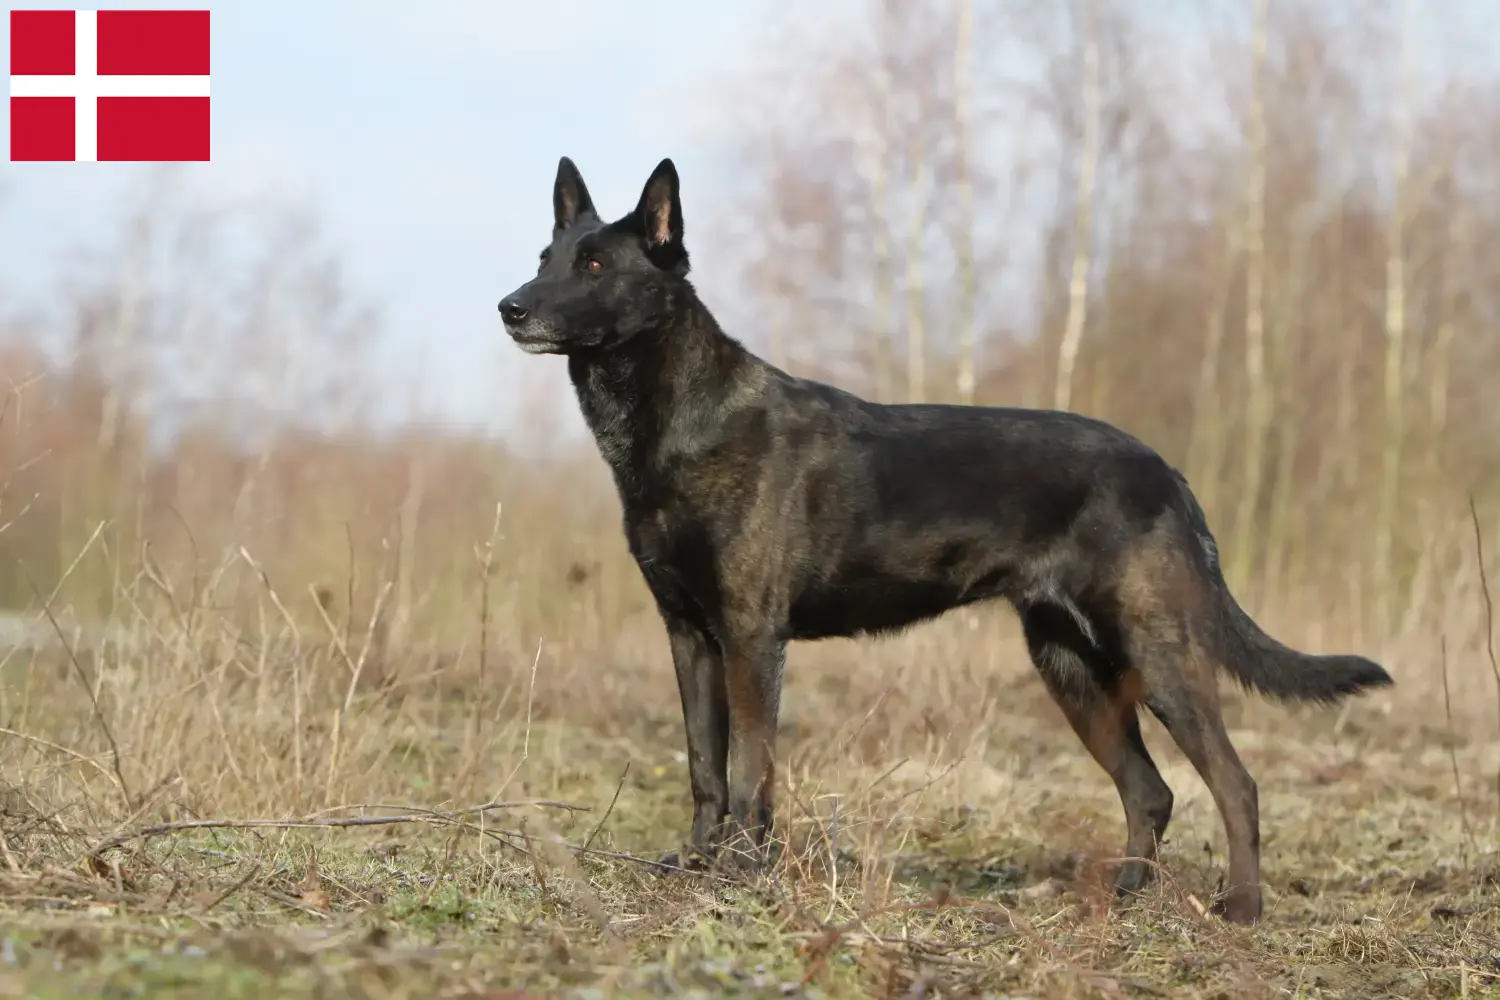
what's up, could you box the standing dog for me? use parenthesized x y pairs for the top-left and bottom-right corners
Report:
(497, 156), (1392, 924)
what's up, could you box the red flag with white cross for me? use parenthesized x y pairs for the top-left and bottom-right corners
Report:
(10, 8), (211, 162)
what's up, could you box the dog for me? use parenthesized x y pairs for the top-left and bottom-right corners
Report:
(496, 156), (1392, 924)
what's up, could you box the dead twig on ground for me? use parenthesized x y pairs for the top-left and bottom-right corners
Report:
(87, 799), (590, 858)
(582, 761), (630, 853)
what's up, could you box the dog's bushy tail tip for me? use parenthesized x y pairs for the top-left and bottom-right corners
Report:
(1232, 652), (1393, 706)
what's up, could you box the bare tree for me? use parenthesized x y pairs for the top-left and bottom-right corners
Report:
(1428, 169), (1465, 444)
(1187, 209), (1241, 522)
(903, 108), (930, 404)
(841, 17), (899, 402)
(867, 106), (896, 402)
(1051, 0), (1101, 413)
(1229, 0), (1270, 592)
(953, 0), (978, 404)
(1375, 0), (1414, 625)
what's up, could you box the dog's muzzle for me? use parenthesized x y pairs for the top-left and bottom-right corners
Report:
(499, 296), (563, 353)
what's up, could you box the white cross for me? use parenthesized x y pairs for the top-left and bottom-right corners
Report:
(8, 10), (211, 162)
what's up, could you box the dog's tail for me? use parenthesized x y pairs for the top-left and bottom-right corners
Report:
(1170, 471), (1394, 704)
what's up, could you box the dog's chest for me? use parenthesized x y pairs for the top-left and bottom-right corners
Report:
(625, 501), (710, 565)
(623, 501), (723, 617)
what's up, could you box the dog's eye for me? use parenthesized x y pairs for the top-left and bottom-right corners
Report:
(585, 257), (604, 273)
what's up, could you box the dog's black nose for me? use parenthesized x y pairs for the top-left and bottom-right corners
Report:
(498, 297), (529, 324)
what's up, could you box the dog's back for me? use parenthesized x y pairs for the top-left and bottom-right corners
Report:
(747, 377), (1174, 638)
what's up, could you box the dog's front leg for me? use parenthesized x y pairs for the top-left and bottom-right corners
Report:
(720, 631), (786, 869)
(662, 617), (729, 868)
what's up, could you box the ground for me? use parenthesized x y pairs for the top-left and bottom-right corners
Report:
(0, 601), (1496, 999)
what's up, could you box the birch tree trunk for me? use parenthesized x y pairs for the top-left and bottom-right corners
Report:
(1375, 0), (1413, 628)
(904, 137), (928, 404)
(1052, 0), (1100, 413)
(953, 0), (977, 404)
(1229, 0), (1270, 594)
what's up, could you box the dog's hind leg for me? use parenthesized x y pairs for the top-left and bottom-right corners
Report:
(1118, 553), (1262, 923)
(1021, 604), (1174, 899)
(1136, 646), (1261, 923)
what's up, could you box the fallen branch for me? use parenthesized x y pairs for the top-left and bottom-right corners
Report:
(87, 799), (588, 858)
(491, 829), (731, 882)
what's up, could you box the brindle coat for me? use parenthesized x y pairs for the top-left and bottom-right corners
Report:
(496, 156), (1393, 924)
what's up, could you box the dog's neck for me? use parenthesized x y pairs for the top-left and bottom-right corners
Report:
(567, 289), (763, 503)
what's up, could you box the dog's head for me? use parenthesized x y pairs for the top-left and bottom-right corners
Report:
(498, 156), (690, 355)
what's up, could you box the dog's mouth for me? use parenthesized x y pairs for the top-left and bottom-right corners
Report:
(511, 334), (563, 355)
(505, 322), (566, 355)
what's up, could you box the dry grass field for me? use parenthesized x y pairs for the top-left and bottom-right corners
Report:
(0, 475), (1496, 999)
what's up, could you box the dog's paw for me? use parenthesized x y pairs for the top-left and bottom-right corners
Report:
(1208, 889), (1262, 925)
(654, 849), (710, 876)
(652, 852), (682, 876)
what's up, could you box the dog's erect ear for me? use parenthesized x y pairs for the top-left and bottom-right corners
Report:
(553, 156), (596, 235)
(633, 158), (683, 251)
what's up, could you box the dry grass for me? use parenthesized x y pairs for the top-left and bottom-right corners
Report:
(0, 504), (1497, 1000)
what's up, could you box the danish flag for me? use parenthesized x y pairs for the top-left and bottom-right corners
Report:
(9, 9), (210, 161)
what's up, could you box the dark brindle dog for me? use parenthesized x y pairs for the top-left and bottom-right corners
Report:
(496, 156), (1392, 924)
